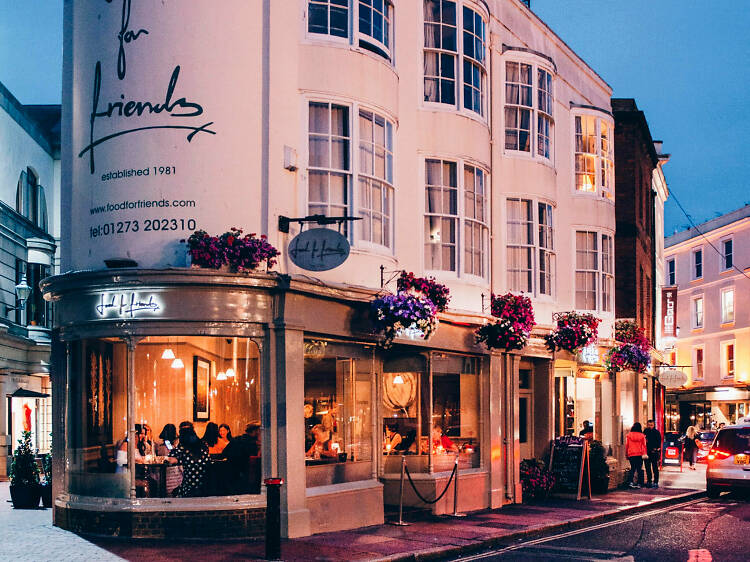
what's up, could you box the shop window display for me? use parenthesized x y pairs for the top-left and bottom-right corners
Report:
(554, 370), (595, 438)
(304, 341), (373, 487)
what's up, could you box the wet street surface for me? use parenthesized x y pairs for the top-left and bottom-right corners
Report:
(453, 492), (750, 561)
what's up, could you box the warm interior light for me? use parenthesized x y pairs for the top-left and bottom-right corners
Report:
(225, 368), (236, 378)
(171, 357), (185, 369)
(392, 374), (405, 385)
(161, 348), (175, 360)
(217, 371), (227, 381)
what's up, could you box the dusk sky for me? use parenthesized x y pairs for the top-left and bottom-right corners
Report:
(1, 1), (748, 235)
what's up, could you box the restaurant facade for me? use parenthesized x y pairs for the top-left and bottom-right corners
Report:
(50, 0), (622, 538)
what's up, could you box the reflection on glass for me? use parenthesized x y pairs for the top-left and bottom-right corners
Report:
(67, 338), (129, 497)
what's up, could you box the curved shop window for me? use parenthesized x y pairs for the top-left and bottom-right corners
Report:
(304, 340), (375, 488)
(66, 336), (262, 500)
(382, 353), (481, 475)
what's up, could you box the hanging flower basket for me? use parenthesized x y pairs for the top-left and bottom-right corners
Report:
(544, 311), (600, 354)
(475, 293), (536, 351)
(371, 293), (439, 348)
(605, 320), (651, 374)
(396, 271), (450, 312)
(183, 227), (280, 272)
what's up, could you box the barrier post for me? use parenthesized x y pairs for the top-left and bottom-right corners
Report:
(389, 455), (410, 526)
(264, 477), (283, 560)
(449, 453), (466, 517)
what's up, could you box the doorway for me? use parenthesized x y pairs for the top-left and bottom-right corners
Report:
(519, 368), (533, 460)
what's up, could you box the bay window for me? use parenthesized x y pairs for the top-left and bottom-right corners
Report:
(358, 110), (394, 247)
(309, 1), (394, 61)
(575, 230), (612, 311)
(505, 61), (555, 159)
(308, 0), (349, 38)
(424, 1), (487, 116)
(425, 158), (489, 276)
(358, 0), (393, 57)
(507, 199), (556, 296)
(574, 114), (614, 198)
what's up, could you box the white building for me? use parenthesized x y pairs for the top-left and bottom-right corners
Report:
(50, 0), (618, 538)
(0, 80), (60, 475)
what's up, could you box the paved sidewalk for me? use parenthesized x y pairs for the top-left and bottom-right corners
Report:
(0, 465), (705, 562)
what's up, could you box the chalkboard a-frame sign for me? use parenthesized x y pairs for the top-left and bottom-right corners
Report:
(548, 436), (591, 500)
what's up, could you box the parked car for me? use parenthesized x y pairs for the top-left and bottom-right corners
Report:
(696, 430), (716, 463)
(663, 432), (682, 466)
(706, 424), (750, 497)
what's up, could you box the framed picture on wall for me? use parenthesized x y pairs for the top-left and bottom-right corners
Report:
(193, 356), (211, 421)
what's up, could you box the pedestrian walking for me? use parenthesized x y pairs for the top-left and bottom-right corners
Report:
(643, 419), (662, 488)
(684, 425), (700, 469)
(625, 422), (648, 489)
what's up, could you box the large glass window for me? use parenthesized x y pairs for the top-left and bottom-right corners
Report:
(382, 354), (481, 474)
(463, 165), (488, 277)
(574, 115), (614, 199)
(507, 199), (555, 296)
(304, 341), (373, 487)
(505, 62), (554, 159)
(308, 102), (351, 232)
(538, 202), (554, 296)
(537, 69), (553, 158)
(601, 234), (613, 312)
(462, 6), (486, 115)
(359, 0), (392, 56)
(133, 336), (261, 498)
(308, 0), (349, 38)
(27, 263), (52, 328)
(425, 159), (458, 271)
(424, 0), (457, 105)
(554, 371), (595, 438)
(575, 231), (612, 311)
(358, 110), (394, 247)
(67, 338), (129, 497)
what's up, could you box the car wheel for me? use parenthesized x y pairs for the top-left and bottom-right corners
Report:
(706, 484), (721, 499)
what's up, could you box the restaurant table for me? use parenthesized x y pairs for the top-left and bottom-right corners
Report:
(138, 462), (169, 497)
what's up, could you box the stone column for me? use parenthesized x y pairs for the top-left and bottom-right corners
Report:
(488, 352), (504, 508)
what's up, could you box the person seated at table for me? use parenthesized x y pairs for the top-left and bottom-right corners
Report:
(143, 424), (156, 456)
(157, 423), (178, 456)
(202, 422), (227, 456)
(222, 422), (262, 494)
(133, 423), (147, 463)
(432, 423), (458, 454)
(306, 424), (338, 460)
(383, 423), (402, 454)
(167, 421), (210, 497)
(218, 423), (233, 450)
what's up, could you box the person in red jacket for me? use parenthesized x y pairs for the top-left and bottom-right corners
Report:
(625, 422), (648, 489)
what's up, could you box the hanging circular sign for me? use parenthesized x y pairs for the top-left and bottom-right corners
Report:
(288, 228), (350, 271)
(658, 369), (688, 388)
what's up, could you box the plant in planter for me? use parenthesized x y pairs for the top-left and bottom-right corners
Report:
(544, 311), (601, 354)
(519, 458), (556, 502)
(605, 320), (651, 374)
(9, 430), (40, 509)
(475, 293), (536, 351)
(396, 271), (450, 312)
(371, 293), (439, 348)
(40, 452), (52, 508)
(183, 227), (280, 272)
(589, 440), (610, 494)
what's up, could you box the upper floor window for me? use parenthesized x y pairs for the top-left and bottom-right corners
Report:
(359, 0), (393, 57)
(504, 62), (532, 152)
(722, 239), (733, 270)
(425, 158), (489, 277)
(424, 1), (486, 116)
(574, 115), (614, 199)
(575, 230), (612, 311)
(722, 341), (735, 378)
(16, 169), (48, 232)
(693, 248), (703, 279)
(666, 257), (675, 286)
(693, 347), (704, 380)
(309, 0), (349, 38)
(692, 295), (704, 329)
(11, 260), (51, 328)
(721, 287), (735, 324)
(507, 199), (556, 296)
(308, 101), (396, 247)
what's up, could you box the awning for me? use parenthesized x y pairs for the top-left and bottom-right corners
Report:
(7, 387), (50, 398)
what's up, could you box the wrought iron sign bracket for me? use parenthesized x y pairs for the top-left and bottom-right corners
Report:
(278, 214), (361, 234)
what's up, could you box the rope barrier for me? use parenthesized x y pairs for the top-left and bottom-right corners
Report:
(403, 462), (457, 505)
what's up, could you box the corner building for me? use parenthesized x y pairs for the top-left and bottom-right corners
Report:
(48, 0), (616, 538)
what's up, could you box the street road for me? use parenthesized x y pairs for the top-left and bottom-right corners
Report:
(453, 492), (750, 561)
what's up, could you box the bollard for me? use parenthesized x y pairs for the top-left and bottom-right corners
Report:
(264, 477), (283, 560)
(389, 455), (410, 526)
(449, 453), (466, 517)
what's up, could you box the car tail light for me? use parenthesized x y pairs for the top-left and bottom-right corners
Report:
(707, 449), (730, 461)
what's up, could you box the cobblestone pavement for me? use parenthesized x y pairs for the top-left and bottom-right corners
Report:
(0, 483), (123, 562)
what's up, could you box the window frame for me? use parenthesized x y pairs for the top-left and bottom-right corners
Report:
(506, 197), (556, 297)
(693, 345), (704, 381)
(572, 112), (615, 200)
(573, 229), (613, 312)
(722, 237), (734, 271)
(691, 294), (704, 329)
(503, 57), (555, 162)
(307, 0), (351, 41)
(424, 156), (490, 280)
(423, 0), (489, 120)
(721, 340), (736, 379)
(721, 286), (735, 324)
(357, 0), (394, 59)
(666, 257), (676, 286)
(692, 247), (703, 280)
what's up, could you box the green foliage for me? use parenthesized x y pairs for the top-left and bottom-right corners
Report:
(42, 453), (52, 485)
(589, 440), (610, 479)
(9, 431), (40, 486)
